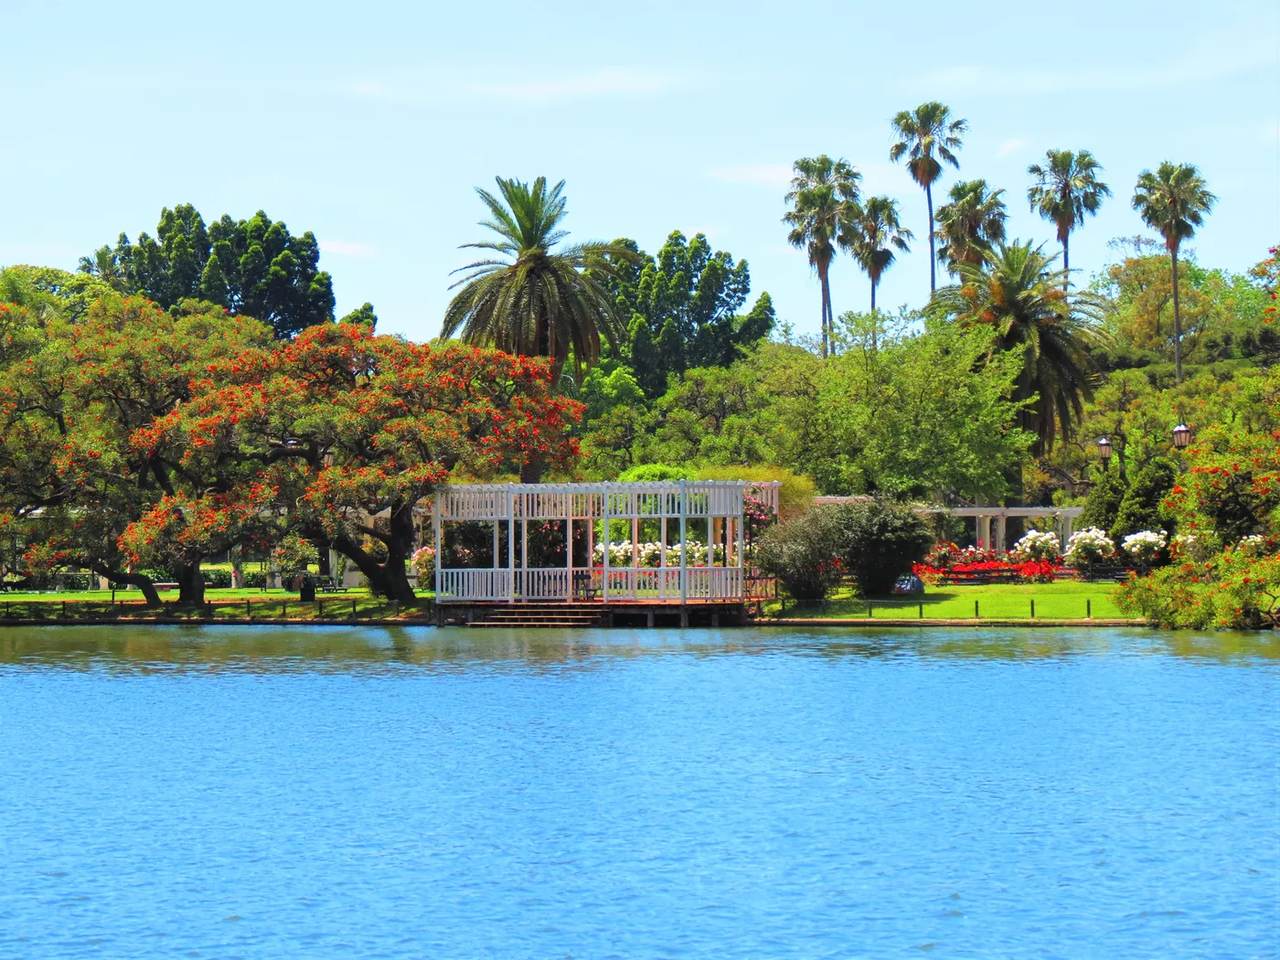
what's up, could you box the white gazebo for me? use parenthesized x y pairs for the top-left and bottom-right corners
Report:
(433, 481), (777, 605)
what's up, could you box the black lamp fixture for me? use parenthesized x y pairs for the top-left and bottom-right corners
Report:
(1172, 423), (1192, 450)
(1097, 436), (1113, 467)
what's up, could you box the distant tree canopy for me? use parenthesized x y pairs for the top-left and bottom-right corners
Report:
(80, 204), (335, 338)
(600, 231), (775, 396)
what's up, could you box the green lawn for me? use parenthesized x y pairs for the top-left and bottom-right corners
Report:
(766, 580), (1127, 621)
(0, 588), (439, 623)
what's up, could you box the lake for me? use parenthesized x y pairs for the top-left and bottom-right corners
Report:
(1, 625), (1276, 959)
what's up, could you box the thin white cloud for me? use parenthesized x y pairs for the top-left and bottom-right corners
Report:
(348, 67), (679, 106)
(708, 163), (795, 187)
(918, 27), (1276, 96)
(321, 240), (376, 259)
(467, 68), (675, 103)
(996, 138), (1028, 158)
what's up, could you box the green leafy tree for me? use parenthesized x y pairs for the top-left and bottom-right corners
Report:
(0, 266), (114, 323)
(81, 204), (336, 338)
(1132, 162), (1217, 382)
(0, 296), (274, 605)
(935, 179), (1007, 274)
(783, 155), (861, 357)
(1110, 458), (1176, 540)
(1026, 149), (1111, 288)
(827, 498), (933, 596)
(840, 196), (913, 327)
(889, 101), (967, 293)
(443, 176), (636, 384)
(934, 241), (1101, 461)
(603, 231), (773, 396)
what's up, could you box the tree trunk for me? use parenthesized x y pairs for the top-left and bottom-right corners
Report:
(870, 278), (877, 315)
(1170, 246), (1183, 383)
(1062, 234), (1070, 291)
(93, 565), (162, 607)
(926, 183), (936, 294)
(316, 537), (332, 578)
(176, 562), (204, 606)
(818, 265), (830, 358)
(329, 521), (417, 604)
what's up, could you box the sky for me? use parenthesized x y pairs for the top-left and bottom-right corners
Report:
(3, 0), (1277, 343)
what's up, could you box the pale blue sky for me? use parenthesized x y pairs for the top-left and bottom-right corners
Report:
(4, 0), (1277, 342)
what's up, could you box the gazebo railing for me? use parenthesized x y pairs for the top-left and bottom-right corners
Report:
(436, 566), (746, 602)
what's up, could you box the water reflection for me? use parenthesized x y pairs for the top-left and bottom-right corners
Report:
(0, 624), (1275, 674)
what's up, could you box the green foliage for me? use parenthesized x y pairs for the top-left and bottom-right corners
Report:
(0, 265), (114, 323)
(1026, 149), (1111, 279)
(339, 302), (378, 329)
(889, 101), (967, 293)
(694, 464), (815, 520)
(825, 499), (933, 596)
(579, 360), (645, 421)
(933, 240), (1102, 455)
(443, 176), (637, 381)
(753, 508), (845, 601)
(1110, 459), (1175, 540)
(617, 463), (695, 482)
(603, 231), (772, 396)
(784, 155), (861, 355)
(1119, 546), (1280, 629)
(1080, 468), (1127, 533)
(934, 179), (1007, 273)
(81, 204), (335, 338)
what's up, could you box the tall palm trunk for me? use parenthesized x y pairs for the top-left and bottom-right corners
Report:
(925, 183), (936, 294)
(1170, 245), (1183, 382)
(818, 265), (831, 358)
(1061, 232), (1070, 291)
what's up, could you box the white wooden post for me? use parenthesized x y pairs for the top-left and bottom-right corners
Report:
(433, 491), (442, 598)
(659, 514), (667, 599)
(602, 484), (610, 602)
(565, 516), (573, 601)
(507, 487), (515, 601)
(679, 479), (687, 606)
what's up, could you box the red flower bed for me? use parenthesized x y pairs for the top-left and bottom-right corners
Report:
(913, 559), (1061, 583)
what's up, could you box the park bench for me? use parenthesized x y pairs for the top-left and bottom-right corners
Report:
(318, 579), (349, 593)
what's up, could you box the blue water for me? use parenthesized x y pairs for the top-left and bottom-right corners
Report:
(1, 626), (1277, 959)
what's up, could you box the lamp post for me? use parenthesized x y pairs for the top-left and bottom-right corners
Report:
(1172, 423), (1192, 451)
(1097, 436), (1113, 470)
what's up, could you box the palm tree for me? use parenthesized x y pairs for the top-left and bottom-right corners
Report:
(1131, 162), (1216, 382)
(1027, 149), (1111, 289)
(443, 176), (635, 383)
(839, 196), (913, 343)
(783, 156), (861, 358)
(935, 179), (1007, 274)
(934, 241), (1101, 460)
(889, 101), (967, 294)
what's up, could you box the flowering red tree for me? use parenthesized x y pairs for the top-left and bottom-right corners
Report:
(0, 296), (272, 604)
(135, 323), (582, 601)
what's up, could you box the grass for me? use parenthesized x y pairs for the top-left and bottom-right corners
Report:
(765, 580), (1127, 621)
(0, 588), (438, 623)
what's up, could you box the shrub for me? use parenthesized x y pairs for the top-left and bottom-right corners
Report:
(1080, 469), (1128, 534)
(694, 464), (816, 521)
(242, 570), (268, 589)
(1063, 527), (1116, 574)
(411, 546), (435, 582)
(270, 534), (316, 575)
(753, 509), (845, 601)
(200, 567), (234, 588)
(617, 463), (696, 483)
(1119, 545), (1280, 629)
(1120, 529), (1167, 571)
(1111, 460), (1176, 541)
(826, 499), (932, 596)
(1010, 529), (1061, 562)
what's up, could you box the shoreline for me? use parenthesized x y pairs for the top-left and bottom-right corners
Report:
(0, 616), (1149, 629)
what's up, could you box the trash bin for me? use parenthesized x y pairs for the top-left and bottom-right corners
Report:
(298, 575), (316, 602)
